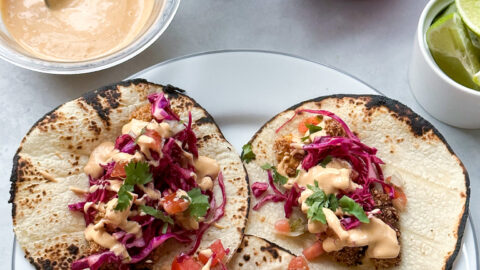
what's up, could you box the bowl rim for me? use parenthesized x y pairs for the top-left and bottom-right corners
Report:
(417, 0), (480, 97)
(0, 0), (181, 75)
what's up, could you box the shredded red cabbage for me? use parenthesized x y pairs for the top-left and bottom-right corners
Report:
(174, 112), (199, 158)
(115, 134), (137, 154)
(129, 233), (191, 263)
(340, 217), (361, 230)
(256, 109), (394, 224)
(148, 92), (180, 121)
(252, 171), (302, 218)
(71, 251), (121, 270)
(251, 182), (269, 197)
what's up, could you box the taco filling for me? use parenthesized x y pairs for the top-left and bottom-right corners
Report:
(68, 93), (228, 269)
(247, 109), (407, 268)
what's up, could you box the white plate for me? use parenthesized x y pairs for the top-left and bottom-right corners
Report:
(12, 50), (478, 269)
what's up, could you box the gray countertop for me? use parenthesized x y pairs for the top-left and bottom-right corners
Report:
(0, 0), (478, 265)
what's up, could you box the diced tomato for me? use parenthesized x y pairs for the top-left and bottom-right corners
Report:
(198, 239), (227, 267)
(274, 219), (291, 234)
(384, 184), (407, 211)
(171, 255), (202, 270)
(143, 129), (162, 151)
(161, 192), (190, 215)
(198, 250), (210, 265)
(298, 116), (321, 134)
(288, 256), (309, 270)
(111, 162), (126, 178)
(302, 241), (324, 261)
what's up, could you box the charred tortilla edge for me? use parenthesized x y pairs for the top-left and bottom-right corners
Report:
(246, 94), (469, 270)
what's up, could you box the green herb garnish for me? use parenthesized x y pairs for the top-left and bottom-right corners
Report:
(134, 127), (147, 144)
(261, 163), (288, 185)
(161, 223), (169, 234)
(306, 123), (323, 134)
(115, 161), (153, 211)
(241, 143), (256, 163)
(319, 155), (333, 168)
(304, 181), (369, 224)
(140, 205), (174, 224)
(338, 196), (370, 223)
(301, 124), (323, 141)
(289, 218), (305, 232)
(305, 181), (339, 224)
(187, 188), (210, 219)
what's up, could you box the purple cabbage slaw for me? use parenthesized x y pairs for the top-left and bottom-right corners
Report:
(68, 93), (227, 269)
(253, 109), (395, 230)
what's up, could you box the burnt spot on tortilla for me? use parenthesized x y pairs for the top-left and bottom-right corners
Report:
(67, 245), (79, 255)
(81, 86), (121, 127)
(88, 121), (101, 135)
(162, 84), (186, 98)
(196, 115), (216, 126)
(243, 254), (251, 261)
(260, 245), (279, 259)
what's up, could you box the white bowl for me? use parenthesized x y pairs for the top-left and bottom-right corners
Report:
(409, 0), (480, 129)
(0, 0), (180, 74)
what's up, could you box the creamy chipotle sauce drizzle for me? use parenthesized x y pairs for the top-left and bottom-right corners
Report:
(1, 0), (156, 61)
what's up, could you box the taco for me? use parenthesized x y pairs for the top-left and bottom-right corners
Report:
(9, 79), (249, 269)
(239, 95), (469, 269)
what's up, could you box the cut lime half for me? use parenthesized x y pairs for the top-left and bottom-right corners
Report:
(456, 0), (480, 36)
(427, 12), (480, 90)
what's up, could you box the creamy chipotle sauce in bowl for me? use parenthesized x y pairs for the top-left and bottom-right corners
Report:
(1, 0), (156, 61)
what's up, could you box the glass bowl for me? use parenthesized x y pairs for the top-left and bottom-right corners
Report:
(0, 0), (180, 74)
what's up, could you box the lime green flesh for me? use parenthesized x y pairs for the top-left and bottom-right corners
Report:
(427, 12), (480, 90)
(433, 3), (457, 24)
(456, 0), (480, 36)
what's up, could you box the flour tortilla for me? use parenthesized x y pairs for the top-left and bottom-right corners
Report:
(242, 95), (469, 270)
(9, 79), (249, 270)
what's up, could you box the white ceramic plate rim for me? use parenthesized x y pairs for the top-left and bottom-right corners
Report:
(11, 49), (478, 269)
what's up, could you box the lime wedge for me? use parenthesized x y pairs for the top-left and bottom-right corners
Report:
(427, 12), (480, 90)
(433, 3), (457, 23)
(456, 0), (480, 36)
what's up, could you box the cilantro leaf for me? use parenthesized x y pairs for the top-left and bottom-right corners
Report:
(134, 127), (147, 144)
(115, 161), (153, 211)
(115, 184), (133, 211)
(339, 196), (369, 223)
(273, 169), (288, 185)
(261, 163), (273, 170)
(319, 155), (333, 168)
(307, 201), (327, 223)
(140, 205), (174, 224)
(124, 161), (153, 185)
(261, 163), (288, 185)
(241, 143), (256, 163)
(161, 223), (168, 234)
(305, 123), (323, 134)
(306, 182), (326, 205)
(187, 188), (210, 219)
(325, 194), (339, 211)
(304, 181), (340, 224)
